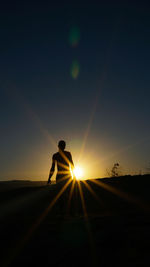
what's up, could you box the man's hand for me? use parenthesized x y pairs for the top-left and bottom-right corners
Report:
(47, 179), (51, 185)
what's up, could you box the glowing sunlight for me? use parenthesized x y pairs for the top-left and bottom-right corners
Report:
(73, 166), (84, 180)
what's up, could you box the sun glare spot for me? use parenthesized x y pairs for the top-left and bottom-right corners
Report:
(73, 166), (84, 180)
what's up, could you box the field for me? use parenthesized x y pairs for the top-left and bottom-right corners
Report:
(0, 175), (150, 267)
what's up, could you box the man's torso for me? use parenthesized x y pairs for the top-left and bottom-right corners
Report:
(53, 151), (72, 182)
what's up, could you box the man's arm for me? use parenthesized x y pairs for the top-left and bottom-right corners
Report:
(69, 152), (75, 175)
(47, 155), (55, 184)
(69, 153), (74, 168)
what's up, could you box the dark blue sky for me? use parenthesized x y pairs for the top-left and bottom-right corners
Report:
(0, 1), (150, 180)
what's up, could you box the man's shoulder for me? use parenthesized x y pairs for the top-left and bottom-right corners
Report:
(52, 152), (59, 159)
(53, 151), (72, 159)
(64, 151), (71, 157)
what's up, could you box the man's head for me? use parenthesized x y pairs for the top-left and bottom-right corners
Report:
(58, 140), (66, 151)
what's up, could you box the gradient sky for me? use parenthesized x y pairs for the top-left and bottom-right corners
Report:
(0, 1), (150, 180)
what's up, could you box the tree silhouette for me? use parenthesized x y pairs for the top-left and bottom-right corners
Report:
(111, 163), (120, 177)
(106, 163), (121, 177)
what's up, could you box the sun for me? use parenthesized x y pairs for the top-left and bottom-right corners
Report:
(73, 166), (84, 180)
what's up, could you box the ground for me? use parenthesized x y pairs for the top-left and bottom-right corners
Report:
(0, 175), (150, 266)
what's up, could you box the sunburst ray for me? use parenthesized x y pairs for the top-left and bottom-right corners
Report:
(66, 178), (75, 209)
(91, 179), (149, 211)
(4, 177), (72, 267)
(77, 181), (97, 265)
(82, 180), (104, 207)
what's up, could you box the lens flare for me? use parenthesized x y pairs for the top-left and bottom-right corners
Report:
(71, 60), (80, 79)
(69, 26), (80, 47)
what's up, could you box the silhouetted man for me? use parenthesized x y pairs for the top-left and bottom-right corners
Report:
(48, 140), (74, 184)
(47, 140), (78, 216)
